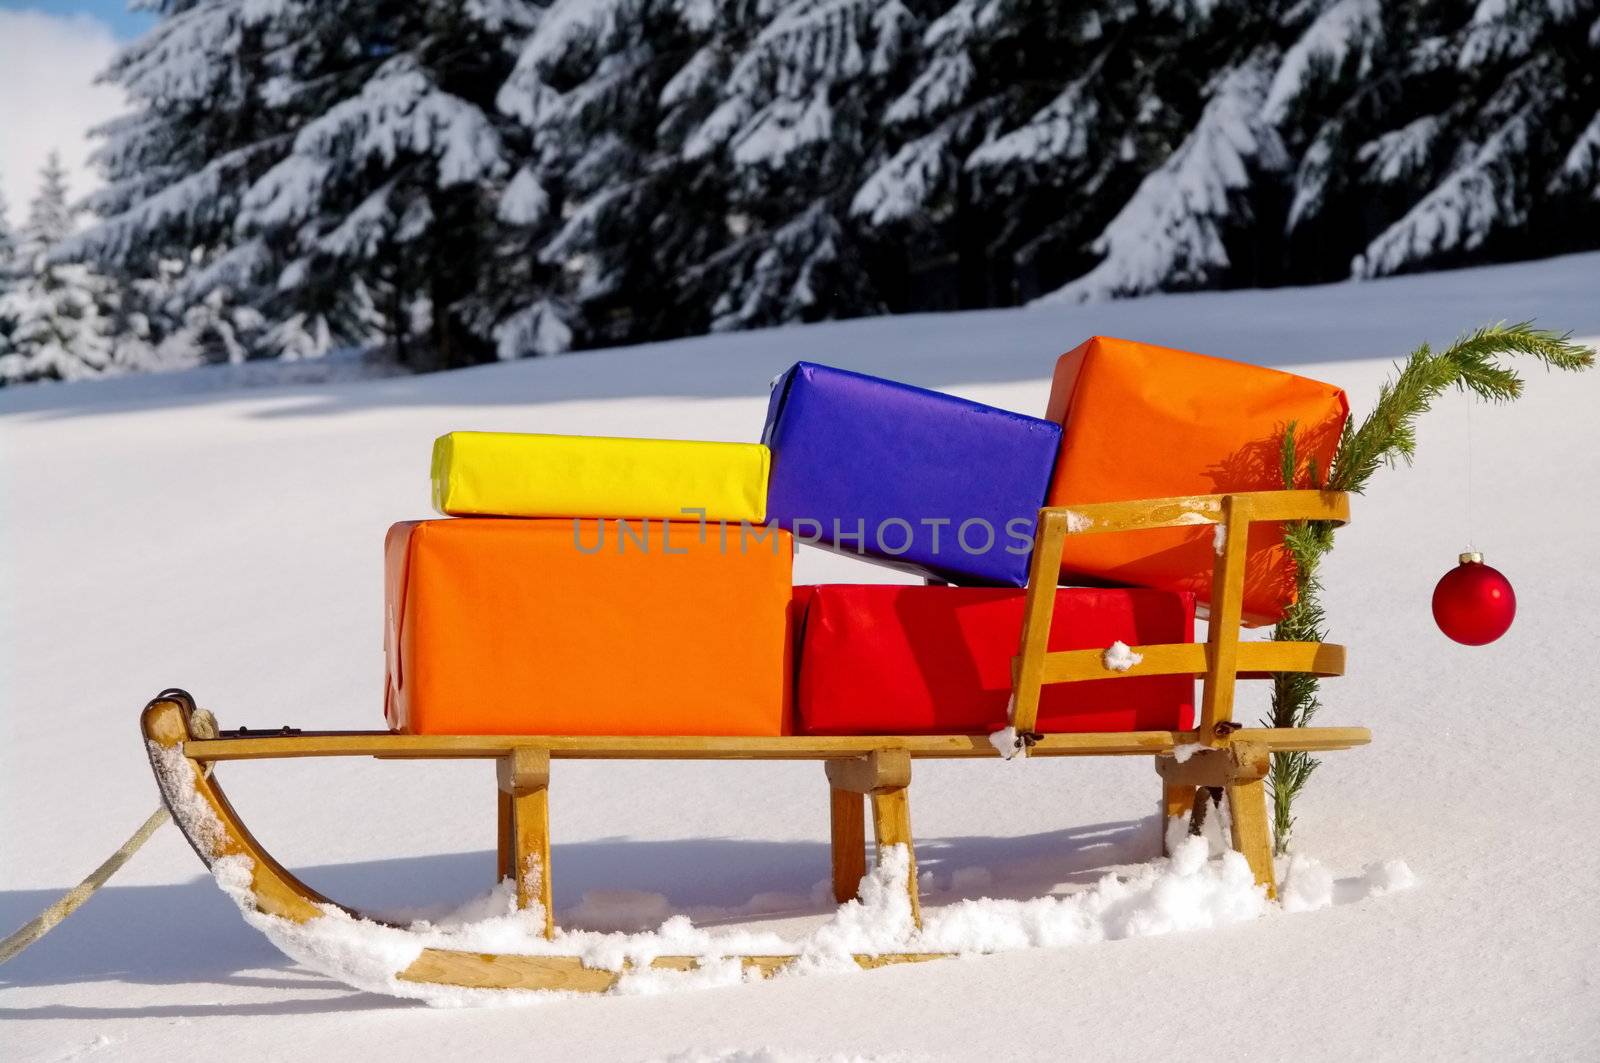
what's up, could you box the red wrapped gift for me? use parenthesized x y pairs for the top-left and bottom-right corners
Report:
(794, 584), (1194, 735)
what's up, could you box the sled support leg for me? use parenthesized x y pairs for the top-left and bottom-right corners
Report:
(497, 748), (554, 938)
(826, 750), (920, 927)
(1226, 777), (1276, 900)
(870, 788), (919, 927)
(1155, 742), (1275, 898)
(1160, 782), (1198, 856)
(828, 787), (866, 904)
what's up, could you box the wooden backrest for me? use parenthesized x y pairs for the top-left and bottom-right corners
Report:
(1010, 490), (1350, 747)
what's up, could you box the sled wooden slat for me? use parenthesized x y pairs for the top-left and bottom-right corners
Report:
(1033, 641), (1346, 684)
(1041, 489), (1348, 535)
(179, 725), (1369, 762)
(1199, 492), (1252, 744)
(1009, 508), (1069, 757)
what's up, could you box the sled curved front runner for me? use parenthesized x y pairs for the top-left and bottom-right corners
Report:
(141, 489), (1372, 995)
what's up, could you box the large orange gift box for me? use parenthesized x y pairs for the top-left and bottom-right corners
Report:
(385, 518), (795, 735)
(1045, 336), (1348, 624)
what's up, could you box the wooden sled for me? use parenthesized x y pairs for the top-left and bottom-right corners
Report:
(142, 490), (1368, 994)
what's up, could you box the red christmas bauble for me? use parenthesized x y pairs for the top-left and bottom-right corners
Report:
(1432, 553), (1516, 645)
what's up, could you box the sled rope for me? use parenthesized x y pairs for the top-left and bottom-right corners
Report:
(0, 803), (173, 964)
(1, 707), (219, 965)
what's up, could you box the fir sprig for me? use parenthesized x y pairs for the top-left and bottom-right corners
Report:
(1266, 322), (1593, 854)
(1329, 322), (1593, 495)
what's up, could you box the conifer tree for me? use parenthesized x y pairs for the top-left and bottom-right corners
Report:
(496, 0), (754, 347)
(859, 0), (1292, 306)
(25, 0), (1600, 381)
(55, 0), (292, 363)
(679, 0), (922, 330)
(1040, 50), (1290, 302)
(0, 187), (16, 364)
(237, 0), (546, 368)
(0, 153), (114, 384)
(1275, 0), (1600, 282)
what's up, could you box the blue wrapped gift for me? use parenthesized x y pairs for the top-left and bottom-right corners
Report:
(761, 362), (1062, 586)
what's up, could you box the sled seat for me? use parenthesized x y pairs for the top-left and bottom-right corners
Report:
(153, 488), (1362, 961)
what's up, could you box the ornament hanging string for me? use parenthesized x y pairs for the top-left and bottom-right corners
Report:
(1465, 391), (1475, 552)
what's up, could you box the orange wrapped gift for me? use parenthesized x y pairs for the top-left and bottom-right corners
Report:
(1045, 336), (1348, 624)
(385, 519), (795, 735)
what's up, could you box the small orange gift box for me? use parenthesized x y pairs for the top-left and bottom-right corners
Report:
(1045, 336), (1348, 624)
(384, 519), (795, 735)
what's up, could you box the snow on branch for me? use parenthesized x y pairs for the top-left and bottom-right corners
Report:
(689, 201), (855, 332)
(237, 155), (332, 231)
(493, 298), (575, 358)
(499, 167), (551, 226)
(316, 182), (397, 260)
(852, 125), (955, 225)
(539, 182), (635, 267)
(1354, 113), (1529, 278)
(1357, 115), (1445, 185)
(1039, 56), (1287, 303)
(660, 44), (720, 110)
(730, 0), (874, 96)
(1262, 0), (1382, 125)
(463, 0), (544, 33)
(869, 1), (917, 75)
(683, 97), (754, 160)
(53, 143), (276, 266)
(515, 0), (634, 76)
(884, 52), (974, 126)
(966, 74), (1099, 173)
(732, 90), (834, 168)
(172, 239), (272, 304)
(292, 61), (505, 186)
(1458, 0), (1546, 68)
(853, 100), (996, 225)
(1551, 109), (1600, 200)
(240, 59), (504, 236)
(105, 0), (244, 106)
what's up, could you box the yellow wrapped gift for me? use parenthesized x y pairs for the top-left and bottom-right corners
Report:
(431, 431), (770, 522)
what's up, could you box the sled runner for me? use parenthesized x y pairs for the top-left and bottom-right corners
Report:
(143, 488), (1368, 993)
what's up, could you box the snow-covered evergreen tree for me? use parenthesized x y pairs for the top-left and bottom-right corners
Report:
(0, 154), (115, 384)
(495, 0), (751, 346)
(855, 0), (1105, 305)
(1041, 52), (1289, 302)
(20, 0), (1596, 383)
(1351, 0), (1600, 277)
(237, 0), (546, 368)
(0, 188), (14, 274)
(0, 188), (16, 363)
(54, 0), (297, 365)
(1270, 0), (1600, 281)
(681, 0), (922, 330)
(859, 0), (1281, 305)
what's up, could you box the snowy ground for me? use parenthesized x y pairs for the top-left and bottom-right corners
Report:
(3, 254), (1600, 1061)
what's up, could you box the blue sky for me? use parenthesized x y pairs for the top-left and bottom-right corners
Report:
(0, 1), (153, 39)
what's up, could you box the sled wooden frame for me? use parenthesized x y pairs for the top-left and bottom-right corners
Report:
(141, 488), (1366, 994)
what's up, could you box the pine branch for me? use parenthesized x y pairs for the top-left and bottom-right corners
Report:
(1329, 322), (1594, 495)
